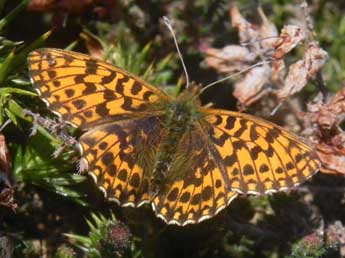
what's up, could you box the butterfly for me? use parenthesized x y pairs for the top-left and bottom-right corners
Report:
(27, 48), (320, 226)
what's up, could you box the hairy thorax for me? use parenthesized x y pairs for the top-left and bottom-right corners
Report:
(149, 92), (203, 195)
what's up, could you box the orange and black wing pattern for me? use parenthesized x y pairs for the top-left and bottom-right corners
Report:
(27, 48), (320, 226)
(27, 48), (168, 207)
(152, 108), (320, 226)
(27, 48), (168, 129)
(152, 123), (238, 226)
(80, 116), (164, 207)
(204, 109), (321, 195)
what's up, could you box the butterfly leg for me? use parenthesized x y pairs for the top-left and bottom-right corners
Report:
(23, 109), (79, 157)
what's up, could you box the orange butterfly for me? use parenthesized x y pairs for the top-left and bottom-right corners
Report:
(27, 48), (320, 226)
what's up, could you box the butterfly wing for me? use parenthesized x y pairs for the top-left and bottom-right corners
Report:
(152, 108), (320, 225)
(80, 116), (164, 206)
(27, 48), (168, 129)
(152, 124), (238, 226)
(204, 109), (321, 195)
(28, 48), (169, 207)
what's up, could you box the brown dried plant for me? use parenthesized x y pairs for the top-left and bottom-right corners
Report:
(203, 3), (328, 109)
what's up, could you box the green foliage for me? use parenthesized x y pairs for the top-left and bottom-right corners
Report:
(223, 232), (255, 257)
(85, 22), (175, 91)
(12, 129), (87, 205)
(286, 236), (327, 258)
(0, 0), (29, 31)
(0, 1), (51, 128)
(53, 245), (76, 258)
(315, 1), (345, 91)
(66, 213), (140, 258)
(13, 240), (42, 258)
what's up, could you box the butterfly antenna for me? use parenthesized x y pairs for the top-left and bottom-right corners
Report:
(163, 16), (190, 89)
(198, 61), (271, 96)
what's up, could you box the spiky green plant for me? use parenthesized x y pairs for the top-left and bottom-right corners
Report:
(66, 213), (142, 258)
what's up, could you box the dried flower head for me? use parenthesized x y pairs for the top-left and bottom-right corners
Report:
(100, 221), (132, 255)
(0, 134), (16, 210)
(301, 88), (345, 174)
(203, 3), (328, 109)
(276, 42), (328, 100)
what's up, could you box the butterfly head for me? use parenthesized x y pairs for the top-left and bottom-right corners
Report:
(165, 91), (203, 127)
(177, 81), (202, 100)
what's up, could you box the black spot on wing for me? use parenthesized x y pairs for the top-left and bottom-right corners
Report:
(118, 169), (128, 182)
(101, 152), (114, 166)
(202, 186), (213, 201)
(249, 124), (259, 141)
(259, 164), (269, 173)
(243, 165), (254, 175)
(224, 154), (237, 166)
(180, 192), (191, 203)
(101, 72), (116, 84)
(47, 70), (56, 78)
(95, 103), (110, 116)
(103, 89), (117, 101)
(233, 119), (247, 138)
(131, 81), (143, 95)
(130, 173), (140, 188)
(82, 83), (97, 95)
(85, 59), (98, 74)
(72, 99), (86, 110)
(225, 116), (236, 130)
(143, 91), (154, 101)
(75, 75), (85, 84)
(167, 187), (179, 202)
(65, 89), (75, 98)
(250, 146), (261, 160)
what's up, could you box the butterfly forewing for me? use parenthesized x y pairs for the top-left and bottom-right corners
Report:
(205, 109), (321, 195)
(27, 48), (168, 129)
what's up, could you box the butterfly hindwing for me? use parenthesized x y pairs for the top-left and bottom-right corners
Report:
(205, 109), (321, 195)
(152, 124), (238, 225)
(27, 48), (168, 129)
(80, 116), (164, 206)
